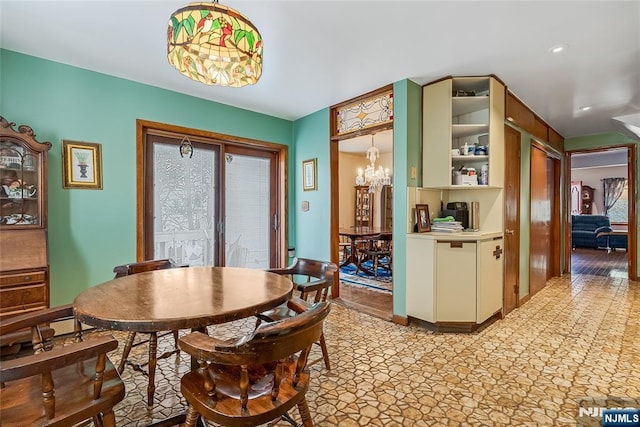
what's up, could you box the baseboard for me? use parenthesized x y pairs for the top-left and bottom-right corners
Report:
(408, 311), (501, 333)
(392, 314), (408, 325)
(519, 294), (530, 306)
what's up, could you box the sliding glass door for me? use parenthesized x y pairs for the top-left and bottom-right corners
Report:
(146, 135), (220, 266)
(224, 147), (278, 268)
(141, 130), (282, 268)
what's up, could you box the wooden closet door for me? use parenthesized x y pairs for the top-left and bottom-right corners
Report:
(530, 145), (550, 296)
(503, 125), (520, 315)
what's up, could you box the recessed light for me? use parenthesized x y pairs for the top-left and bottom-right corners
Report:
(579, 106), (592, 112)
(549, 44), (568, 54)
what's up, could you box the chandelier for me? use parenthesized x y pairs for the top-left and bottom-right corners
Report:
(355, 134), (391, 193)
(167, 1), (263, 87)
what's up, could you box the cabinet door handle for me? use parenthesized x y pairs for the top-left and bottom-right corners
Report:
(449, 242), (463, 248)
(505, 229), (515, 235)
(24, 276), (32, 281)
(493, 246), (503, 259)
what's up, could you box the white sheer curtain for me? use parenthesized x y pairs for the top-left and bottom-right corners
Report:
(602, 177), (627, 216)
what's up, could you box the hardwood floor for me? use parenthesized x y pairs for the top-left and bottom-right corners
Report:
(571, 247), (628, 277)
(334, 282), (393, 321)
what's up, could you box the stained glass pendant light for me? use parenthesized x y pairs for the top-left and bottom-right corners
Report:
(167, 1), (263, 87)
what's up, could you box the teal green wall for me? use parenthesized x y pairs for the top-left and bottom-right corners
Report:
(565, 132), (639, 273)
(1, 49), (295, 306)
(392, 79), (422, 317)
(291, 108), (331, 260)
(290, 79), (421, 318)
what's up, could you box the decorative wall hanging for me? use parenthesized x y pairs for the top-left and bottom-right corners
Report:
(62, 140), (103, 189)
(302, 158), (317, 191)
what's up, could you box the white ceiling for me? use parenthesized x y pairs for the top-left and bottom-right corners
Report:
(571, 147), (628, 169)
(1, 1), (639, 140)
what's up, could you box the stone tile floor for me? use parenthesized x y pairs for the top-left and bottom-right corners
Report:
(108, 273), (639, 426)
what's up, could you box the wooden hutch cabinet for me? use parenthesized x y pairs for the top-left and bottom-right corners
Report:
(0, 116), (52, 320)
(381, 185), (393, 229)
(355, 185), (373, 227)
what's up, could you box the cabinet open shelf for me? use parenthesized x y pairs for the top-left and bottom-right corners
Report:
(452, 155), (489, 162)
(452, 96), (489, 116)
(423, 75), (504, 189)
(452, 124), (489, 138)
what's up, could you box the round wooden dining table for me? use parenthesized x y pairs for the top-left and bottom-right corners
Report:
(73, 266), (293, 407)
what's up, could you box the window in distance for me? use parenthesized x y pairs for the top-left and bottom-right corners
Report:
(607, 182), (628, 224)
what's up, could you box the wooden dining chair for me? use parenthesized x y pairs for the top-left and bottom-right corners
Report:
(112, 258), (185, 406)
(338, 234), (351, 263)
(179, 299), (331, 427)
(0, 305), (125, 426)
(259, 257), (337, 370)
(360, 233), (393, 277)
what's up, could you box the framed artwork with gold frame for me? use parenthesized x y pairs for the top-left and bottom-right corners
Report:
(62, 140), (103, 189)
(302, 158), (317, 191)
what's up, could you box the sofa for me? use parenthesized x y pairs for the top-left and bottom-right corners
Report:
(571, 215), (611, 249)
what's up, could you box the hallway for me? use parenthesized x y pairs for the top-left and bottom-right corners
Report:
(571, 247), (628, 278)
(104, 272), (639, 426)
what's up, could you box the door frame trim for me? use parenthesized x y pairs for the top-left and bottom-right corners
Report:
(329, 85), (394, 298)
(564, 144), (637, 279)
(135, 119), (288, 266)
(503, 124), (521, 315)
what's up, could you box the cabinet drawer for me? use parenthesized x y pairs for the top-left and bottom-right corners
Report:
(0, 283), (48, 314)
(0, 271), (46, 288)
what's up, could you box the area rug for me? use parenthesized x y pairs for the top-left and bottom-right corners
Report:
(339, 260), (392, 293)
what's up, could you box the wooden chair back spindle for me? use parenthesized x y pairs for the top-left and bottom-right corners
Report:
(179, 301), (331, 427)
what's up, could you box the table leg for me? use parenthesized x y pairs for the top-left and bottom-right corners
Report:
(339, 237), (358, 268)
(117, 332), (135, 374)
(147, 332), (158, 407)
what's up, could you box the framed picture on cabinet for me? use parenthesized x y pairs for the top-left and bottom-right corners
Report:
(302, 158), (317, 191)
(62, 140), (103, 189)
(416, 204), (431, 232)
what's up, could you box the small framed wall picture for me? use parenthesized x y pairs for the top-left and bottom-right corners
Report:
(416, 204), (431, 232)
(302, 158), (317, 191)
(62, 140), (103, 189)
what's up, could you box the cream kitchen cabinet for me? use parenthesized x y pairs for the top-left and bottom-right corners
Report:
(422, 76), (505, 189)
(406, 232), (503, 331)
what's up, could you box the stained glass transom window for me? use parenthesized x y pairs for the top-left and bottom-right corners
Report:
(336, 91), (393, 135)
